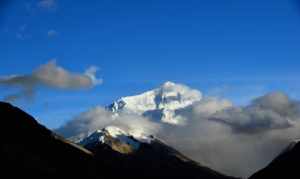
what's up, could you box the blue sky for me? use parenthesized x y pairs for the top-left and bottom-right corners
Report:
(1, 0), (300, 128)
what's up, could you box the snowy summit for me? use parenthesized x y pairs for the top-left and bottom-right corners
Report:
(108, 81), (202, 124)
(79, 126), (154, 154)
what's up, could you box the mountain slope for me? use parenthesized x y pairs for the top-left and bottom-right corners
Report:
(249, 140), (300, 179)
(0, 102), (96, 178)
(79, 126), (143, 154)
(80, 126), (239, 179)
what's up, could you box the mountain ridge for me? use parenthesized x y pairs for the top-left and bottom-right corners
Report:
(249, 140), (300, 179)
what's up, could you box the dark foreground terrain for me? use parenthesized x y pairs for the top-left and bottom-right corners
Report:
(250, 140), (300, 179)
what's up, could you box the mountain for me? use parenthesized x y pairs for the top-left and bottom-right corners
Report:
(249, 140), (300, 179)
(0, 102), (238, 179)
(79, 126), (145, 154)
(107, 81), (202, 124)
(79, 126), (239, 179)
(0, 102), (95, 178)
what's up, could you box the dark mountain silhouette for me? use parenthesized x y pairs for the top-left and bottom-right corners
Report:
(250, 140), (300, 179)
(0, 102), (95, 178)
(82, 128), (238, 179)
(0, 102), (238, 179)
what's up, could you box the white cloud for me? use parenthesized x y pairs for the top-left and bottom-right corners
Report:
(193, 97), (233, 117)
(0, 60), (102, 102)
(212, 92), (299, 133)
(56, 106), (160, 142)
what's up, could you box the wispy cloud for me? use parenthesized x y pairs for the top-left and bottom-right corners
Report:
(0, 60), (102, 102)
(37, 0), (56, 10)
(16, 24), (31, 40)
(47, 29), (58, 38)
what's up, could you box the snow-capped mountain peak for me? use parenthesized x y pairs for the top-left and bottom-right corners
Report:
(108, 81), (202, 124)
(79, 126), (154, 154)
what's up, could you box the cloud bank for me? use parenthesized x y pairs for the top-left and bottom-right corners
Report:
(0, 60), (102, 102)
(56, 90), (300, 178)
(212, 92), (298, 133)
(158, 92), (300, 177)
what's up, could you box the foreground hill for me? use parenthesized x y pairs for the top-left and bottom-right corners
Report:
(250, 140), (300, 179)
(79, 126), (238, 179)
(0, 102), (96, 178)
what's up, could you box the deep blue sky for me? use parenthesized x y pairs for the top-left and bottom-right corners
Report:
(1, 0), (300, 128)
